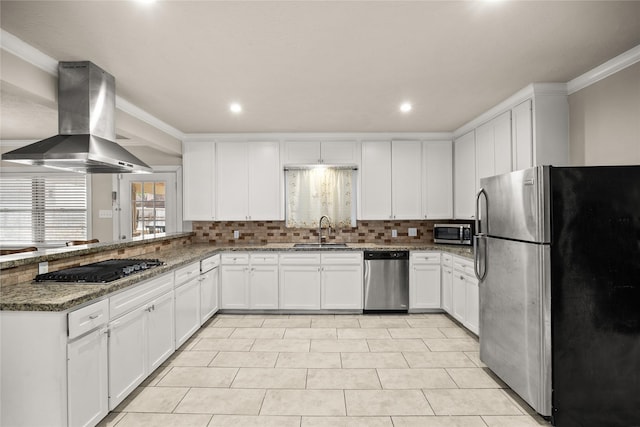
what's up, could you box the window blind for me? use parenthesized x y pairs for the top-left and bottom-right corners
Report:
(0, 174), (88, 244)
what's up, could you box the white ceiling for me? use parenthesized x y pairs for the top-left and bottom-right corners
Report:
(1, 0), (640, 140)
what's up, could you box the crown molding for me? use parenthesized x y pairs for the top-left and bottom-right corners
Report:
(453, 83), (568, 138)
(1, 28), (185, 141)
(567, 44), (640, 95)
(182, 131), (454, 143)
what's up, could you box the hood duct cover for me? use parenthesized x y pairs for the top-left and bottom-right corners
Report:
(2, 61), (152, 174)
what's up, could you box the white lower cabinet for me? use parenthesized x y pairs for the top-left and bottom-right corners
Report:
(451, 255), (479, 335)
(108, 272), (175, 410)
(200, 255), (220, 323)
(220, 254), (251, 309)
(320, 252), (363, 310)
(279, 264), (322, 309)
(441, 254), (454, 313)
(175, 261), (202, 348)
(278, 252), (362, 310)
(147, 291), (175, 371)
(409, 252), (442, 310)
(108, 305), (147, 410)
(67, 299), (109, 427)
(250, 264), (279, 309)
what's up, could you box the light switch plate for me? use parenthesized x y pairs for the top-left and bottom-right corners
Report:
(233, 230), (240, 239)
(391, 229), (398, 238)
(99, 209), (113, 219)
(408, 228), (417, 237)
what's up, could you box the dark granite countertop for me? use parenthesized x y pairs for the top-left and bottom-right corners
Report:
(0, 242), (473, 312)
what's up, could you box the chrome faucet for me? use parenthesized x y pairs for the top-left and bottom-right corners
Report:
(318, 215), (331, 244)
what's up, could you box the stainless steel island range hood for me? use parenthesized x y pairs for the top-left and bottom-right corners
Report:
(2, 61), (152, 173)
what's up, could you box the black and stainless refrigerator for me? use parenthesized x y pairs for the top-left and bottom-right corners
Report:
(474, 165), (640, 427)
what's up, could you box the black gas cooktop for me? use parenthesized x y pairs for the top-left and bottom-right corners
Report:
(35, 258), (164, 283)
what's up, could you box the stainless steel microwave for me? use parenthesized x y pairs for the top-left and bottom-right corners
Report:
(433, 223), (473, 246)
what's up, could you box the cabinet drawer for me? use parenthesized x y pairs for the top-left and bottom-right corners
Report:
(68, 299), (109, 339)
(321, 252), (362, 265)
(453, 256), (475, 276)
(110, 273), (174, 319)
(411, 252), (441, 265)
(201, 254), (220, 273)
(250, 253), (279, 265)
(221, 253), (250, 265)
(280, 253), (321, 265)
(175, 262), (200, 286)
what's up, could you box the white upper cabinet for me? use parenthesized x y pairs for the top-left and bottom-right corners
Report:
(476, 111), (512, 190)
(360, 141), (393, 219)
(216, 141), (281, 221)
(183, 141), (215, 220)
(454, 131), (476, 219)
(216, 142), (250, 220)
(392, 141), (423, 220)
(283, 141), (359, 165)
(422, 140), (453, 219)
(361, 140), (423, 220)
(249, 141), (282, 220)
(512, 99), (533, 171)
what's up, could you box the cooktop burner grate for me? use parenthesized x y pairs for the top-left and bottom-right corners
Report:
(35, 258), (164, 283)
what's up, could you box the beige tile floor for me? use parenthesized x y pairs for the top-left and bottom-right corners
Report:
(99, 313), (550, 427)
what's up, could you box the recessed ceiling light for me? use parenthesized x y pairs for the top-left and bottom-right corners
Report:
(137, 0), (156, 4)
(230, 103), (242, 114)
(400, 102), (412, 113)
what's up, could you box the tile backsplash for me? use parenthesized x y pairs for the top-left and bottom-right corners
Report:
(192, 220), (455, 245)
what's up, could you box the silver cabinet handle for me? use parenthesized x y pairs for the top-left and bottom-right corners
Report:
(89, 314), (99, 320)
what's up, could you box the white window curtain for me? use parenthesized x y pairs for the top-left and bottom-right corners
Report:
(0, 173), (88, 244)
(286, 168), (355, 228)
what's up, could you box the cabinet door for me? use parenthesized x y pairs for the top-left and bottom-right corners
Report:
(200, 267), (219, 323)
(410, 263), (442, 309)
(360, 141), (392, 219)
(249, 142), (281, 220)
(321, 264), (363, 310)
(279, 265), (321, 309)
(250, 265), (279, 309)
(147, 291), (175, 372)
(464, 275), (480, 335)
(476, 121), (495, 190)
(452, 272), (467, 324)
(68, 328), (108, 427)
(321, 141), (359, 164)
(423, 140), (453, 219)
(216, 142), (249, 220)
(183, 141), (215, 220)
(108, 306), (146, 410)
(454, 131), (476, 219)
(284, 141), (321, 164)
(493, 111), (512, 176)
(512, 99), (533, 171)
(441, 266), (453, 314)
(175, 278), (201, 348)
(220, 265), (250, 309)
(392, 141), (422, 219)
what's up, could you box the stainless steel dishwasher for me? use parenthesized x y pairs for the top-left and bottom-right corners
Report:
(363, 250), (409, 312)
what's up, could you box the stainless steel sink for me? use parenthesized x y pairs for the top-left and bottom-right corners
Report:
(293, 243), (348, 248)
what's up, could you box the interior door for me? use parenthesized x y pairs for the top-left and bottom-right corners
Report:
(118, 172), (177, 240)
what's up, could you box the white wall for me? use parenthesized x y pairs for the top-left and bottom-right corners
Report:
(568, 61), (640, 166)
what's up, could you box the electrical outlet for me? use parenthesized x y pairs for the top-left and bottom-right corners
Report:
(38, 262), (48, 274)
(408, 228), (417, 237)
(233, 230), (240, 239)
(392, 229), (398, 238)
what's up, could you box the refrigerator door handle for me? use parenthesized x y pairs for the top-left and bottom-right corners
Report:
(474, 234), (487, 281)
(475, 188), (487, 235)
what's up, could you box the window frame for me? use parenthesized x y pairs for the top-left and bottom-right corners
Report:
(0, 168), (91, 247)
